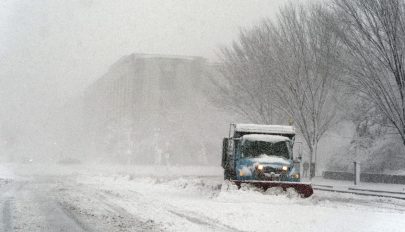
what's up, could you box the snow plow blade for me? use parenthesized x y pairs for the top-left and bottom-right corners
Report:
(232, 180), (313, 198)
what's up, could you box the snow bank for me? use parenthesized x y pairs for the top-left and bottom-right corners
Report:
(76, 169), (405, 232)
(163, 177), (223, 198)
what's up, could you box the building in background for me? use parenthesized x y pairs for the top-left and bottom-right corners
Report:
(80, 53), (233, 165)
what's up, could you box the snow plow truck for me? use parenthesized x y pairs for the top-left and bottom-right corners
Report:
(221, 123), (313, 198)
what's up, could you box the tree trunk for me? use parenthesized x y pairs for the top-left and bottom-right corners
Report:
(309, 146), (314, 179)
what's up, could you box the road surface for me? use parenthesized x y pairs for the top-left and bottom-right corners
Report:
(0, 174), (163, 232)
(1, 164), (405, 232)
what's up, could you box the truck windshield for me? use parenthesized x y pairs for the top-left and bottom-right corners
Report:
(241, 140), (291, 159)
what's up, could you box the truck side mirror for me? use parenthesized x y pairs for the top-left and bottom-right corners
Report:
(221, 138), (229, 168)
(294, 141), (303, 163)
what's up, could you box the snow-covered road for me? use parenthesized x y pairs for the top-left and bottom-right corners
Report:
(0, 177), (88, 232)
(1, 164), (405, 232)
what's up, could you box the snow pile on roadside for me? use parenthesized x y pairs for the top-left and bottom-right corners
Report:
(79, 165), (405, 209)
(163, 177), (222, 197)
(88, 172), (305, 200)
(85, 174), (224, 198)
(218, 180), (304, 203)
(142, 176), (301, 200)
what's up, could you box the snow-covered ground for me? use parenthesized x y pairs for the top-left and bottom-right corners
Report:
(76, 173), (405, 232)
(0, 163), (15, 180)
(1, 163), (405, 232)
(310, 176), (405, 193)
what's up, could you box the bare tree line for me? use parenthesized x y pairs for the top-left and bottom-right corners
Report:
(333, 0), (405, 144)
(217, 0), (405, 176)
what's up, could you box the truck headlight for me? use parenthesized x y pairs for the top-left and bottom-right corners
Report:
(282, 166), (288, 171)
(257, 164), (264, 170)
(292, 173), (300, 179)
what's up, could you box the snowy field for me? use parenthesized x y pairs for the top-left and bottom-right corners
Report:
(1, 163), (405, 232)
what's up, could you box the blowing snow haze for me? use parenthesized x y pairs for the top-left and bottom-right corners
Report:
(0, 0), (286, 163)
(1, 1), (405, 232)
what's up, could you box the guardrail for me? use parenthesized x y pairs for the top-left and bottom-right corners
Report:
(313, 185), (405, 200)
(323, 171), (405, 184)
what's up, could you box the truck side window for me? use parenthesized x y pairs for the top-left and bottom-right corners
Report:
(234, 140), (241, 159)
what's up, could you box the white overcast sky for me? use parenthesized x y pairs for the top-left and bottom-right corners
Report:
(0, 0), (289, 122)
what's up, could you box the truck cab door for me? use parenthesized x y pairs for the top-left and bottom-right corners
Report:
(222, 138), (237, 170)
(221, 138), (229, 168)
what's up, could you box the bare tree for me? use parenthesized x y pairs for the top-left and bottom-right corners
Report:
(217, 3), (341, 177)
(332, 0), (405, 145)
(218, 27), (279, 124)
(268, 4), (341, 176)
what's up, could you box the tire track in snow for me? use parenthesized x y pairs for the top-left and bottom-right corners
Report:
(95, 189), (163, 231)
(98, 186), (244, 232)
(79, 176), (247, 232)
(57, 202), (91, 232)
(57, 182), (163, 232)
(168, 210), (245, 232)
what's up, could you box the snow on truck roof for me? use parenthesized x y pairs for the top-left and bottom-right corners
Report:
(234, 124), (295, 135)
(242, 134), (290, 143)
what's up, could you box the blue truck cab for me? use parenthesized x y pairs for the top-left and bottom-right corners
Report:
(222, 123), (301, 182)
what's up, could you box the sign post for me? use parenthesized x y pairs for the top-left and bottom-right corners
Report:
(354, 161), (360, 185)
